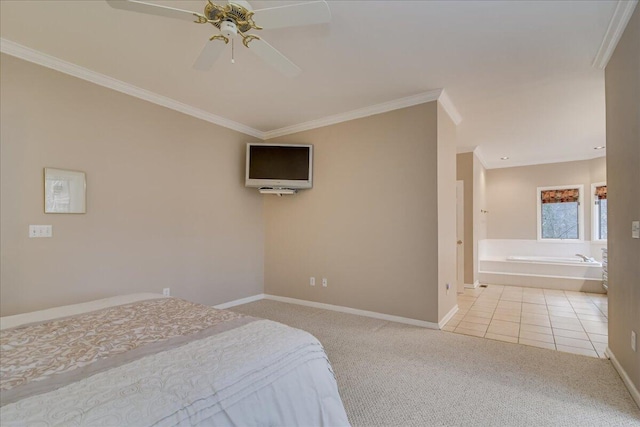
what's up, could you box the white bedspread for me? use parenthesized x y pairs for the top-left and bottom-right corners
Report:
(0, 296), (350, 427)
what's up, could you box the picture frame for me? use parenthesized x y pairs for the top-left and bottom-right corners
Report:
(44, 168), (86, 214)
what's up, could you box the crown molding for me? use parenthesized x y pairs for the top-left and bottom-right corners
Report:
(457, 146), (607, 170)
(0, 38), (264, 139)
(456, 146), (477, 154)
(437, 89), (462, 125)
(264, 89), (446, 140)
(592, 0), (638, 69)
(455, 146), (489, 169)
(484, 150), (606, 170)
(472, 147), (489, 170)
(1, 38), (465, 142)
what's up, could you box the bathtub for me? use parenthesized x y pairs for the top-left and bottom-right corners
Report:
(479, 255), (605, 293)
(506, 255), (602, 266)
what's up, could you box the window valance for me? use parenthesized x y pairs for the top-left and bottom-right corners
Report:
(595, 185), (607, 200)
(540, 188), (579, 204)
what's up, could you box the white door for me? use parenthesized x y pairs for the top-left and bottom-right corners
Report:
(456, 181), (465, 294)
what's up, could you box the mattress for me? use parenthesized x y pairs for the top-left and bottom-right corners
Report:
(0, 293), (350, 426)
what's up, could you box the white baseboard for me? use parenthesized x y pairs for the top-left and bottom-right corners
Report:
(606, 347), (640, 409)
(464, 280), (479, 289)
(438, 304), (459, 328)
(263, 294), (440, 329)
(213, 293), (265, 309)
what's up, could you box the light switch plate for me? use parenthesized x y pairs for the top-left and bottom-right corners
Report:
(29, 225), (52, 238)
(632, 221), (640, 239)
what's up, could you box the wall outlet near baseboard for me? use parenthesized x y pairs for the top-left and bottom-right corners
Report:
(163, 288), (170, 297)
(632, 331), (637, 352)
(322, 278), (327, 287)
(310, 277), (315, 286)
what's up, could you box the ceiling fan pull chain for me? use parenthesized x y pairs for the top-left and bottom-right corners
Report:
(232, 38), (235, 64)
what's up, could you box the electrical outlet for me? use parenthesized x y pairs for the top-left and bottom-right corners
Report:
(322, 278), (327, 287)
(163, 288), (170, 297)
(632, 331), (637, 352)
(632, 221), (640, 239)
(310, 277), (315, 286)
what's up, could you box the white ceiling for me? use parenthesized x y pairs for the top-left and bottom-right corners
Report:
(0, 1), (620, 168)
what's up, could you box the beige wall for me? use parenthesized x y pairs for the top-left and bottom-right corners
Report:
(0, 55), (265, 316)
(605, 5), (640, 396)
(437, 103), (458, 319)
(263, 102), (449, 323)
(456, 153), (474, 284)
(486, 157), (606, 240)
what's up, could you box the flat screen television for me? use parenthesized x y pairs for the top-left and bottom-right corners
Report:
(245, 143), (313, 189)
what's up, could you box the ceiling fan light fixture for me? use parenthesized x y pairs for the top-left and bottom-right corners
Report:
(107, 0), (331, 77)
(220, 20), (238, 38)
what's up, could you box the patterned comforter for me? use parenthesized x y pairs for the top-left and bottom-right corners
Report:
(0, 295), (349, 426)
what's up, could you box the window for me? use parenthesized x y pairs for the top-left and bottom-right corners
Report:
(592, 183), (607, 241)
(537, 185), (584, 241)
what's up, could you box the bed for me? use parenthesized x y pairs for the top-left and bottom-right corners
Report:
(0, 293), (350, 426)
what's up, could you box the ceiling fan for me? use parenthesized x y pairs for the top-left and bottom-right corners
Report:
(106, 0), (331, 77)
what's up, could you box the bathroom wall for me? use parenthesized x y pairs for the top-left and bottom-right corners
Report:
(486, 157), (605, 241)
(482, 157), (606, 263)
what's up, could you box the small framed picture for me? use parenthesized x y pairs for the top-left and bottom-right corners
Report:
(44, 168), (86, 214)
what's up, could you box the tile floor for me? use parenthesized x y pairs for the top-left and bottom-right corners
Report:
(443, 285), (608, 358)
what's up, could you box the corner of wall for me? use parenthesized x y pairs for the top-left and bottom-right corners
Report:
(604, 2), (640, 400)
(437, 103), (458, 322)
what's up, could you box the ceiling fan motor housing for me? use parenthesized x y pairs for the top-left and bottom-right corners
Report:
(220, 20), (238, 38)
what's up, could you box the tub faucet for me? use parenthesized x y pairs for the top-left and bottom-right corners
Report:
(575, 254), (592, 262)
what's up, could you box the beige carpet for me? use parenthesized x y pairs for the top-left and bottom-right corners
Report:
(232, 300), (640, 426)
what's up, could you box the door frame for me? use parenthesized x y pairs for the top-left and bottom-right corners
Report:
(456, 180), (465, 294)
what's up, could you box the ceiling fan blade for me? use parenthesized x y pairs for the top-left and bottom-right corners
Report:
(193, 40), (227, 71)
(106, 0), (201, 22)
(253, 1), (331, 30)
(249, 38), (301, 77)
